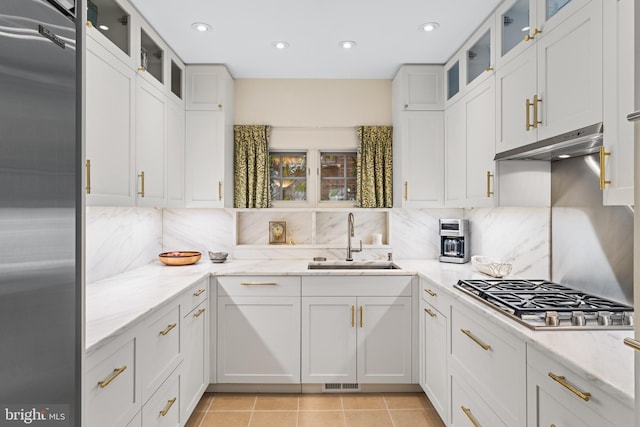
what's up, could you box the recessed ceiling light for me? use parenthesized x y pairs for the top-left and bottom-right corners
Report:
(558, 154), (571, 159)
(521, 26), (530, 32)
(273, 41), (290, 50)
(191, 22), (212, 32)
(339, 40), (357, 49)
(98, 24), (109, 31)
(419, 22), (440, 32)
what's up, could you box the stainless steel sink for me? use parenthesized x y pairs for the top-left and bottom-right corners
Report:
(307, 261), (401, 270)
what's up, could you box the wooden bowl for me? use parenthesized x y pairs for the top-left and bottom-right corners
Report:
(159, 251), (201, 266)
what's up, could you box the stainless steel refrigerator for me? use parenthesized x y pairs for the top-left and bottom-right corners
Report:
(0, 0), (80, 425)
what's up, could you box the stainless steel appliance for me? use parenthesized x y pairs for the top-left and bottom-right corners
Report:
(455, 279), (634, 330)
(439, 219), (469, 264)
(0, 0), (80, 424)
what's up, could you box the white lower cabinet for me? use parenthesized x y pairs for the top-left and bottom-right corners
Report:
(142, 368), (181, 427)
(527, 345), (633, 427)
(216, 276), (301, 383)
(451, 373), (507, 427)
(419, 296), (448, 424)
(301, 275), (414, 384)
(180, 299), (208, 422)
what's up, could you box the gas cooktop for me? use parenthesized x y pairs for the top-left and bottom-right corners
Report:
(455, 279), (634, 330)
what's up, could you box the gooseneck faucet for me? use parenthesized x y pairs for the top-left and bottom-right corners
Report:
(346, 212), (362, 261)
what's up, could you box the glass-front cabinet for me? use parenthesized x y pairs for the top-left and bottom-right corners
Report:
(140, 29), (164, 84)
(88, 0), (130, 56)
(466, 30), (491, 84)
(446, 60), (460, 101)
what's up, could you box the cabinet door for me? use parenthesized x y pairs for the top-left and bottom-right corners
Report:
(464, 79), (496, 207)
(535, 0), (602, 141)
(495, 45), (538, 154)
(444, 98), (466, 205)
(86, 39), (135, 206)
(217, 296), (301, 383)
(397, 65), (444, 110)
(400, 112), (444, 207)
(141, 369), (180, 427)
(185, 111), (225, 207)
(185, 66), (226, 111)
(357, 297), (412, 384)
(301, 297), (357, 384)
(136, 77), (167, 207)
(602, 0), (634, 206)
(181, 300), (208, 423)
(166, 98), (185, 207)
(419, 299), (448, 424)
(495, 0), (534, 68)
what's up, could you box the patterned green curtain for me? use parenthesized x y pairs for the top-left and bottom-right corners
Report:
(234, 125), (271, 208)
(356, 126), (393, 208)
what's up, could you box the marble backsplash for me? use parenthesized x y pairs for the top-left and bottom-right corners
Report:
(85, 206), (550, 282)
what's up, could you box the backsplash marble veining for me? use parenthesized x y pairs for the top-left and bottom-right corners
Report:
(85, 206), (550, 282)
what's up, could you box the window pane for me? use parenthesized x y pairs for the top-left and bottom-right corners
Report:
(282, 155), (306, 177)
(320, 152), (357, 201)
(269, 152), (306, 201)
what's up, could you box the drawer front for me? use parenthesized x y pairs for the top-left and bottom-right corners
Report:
(302, 275), (413, 297)
(140, 305), (181, 403)
(420, 277), (446, 313)
(527, 346), (633, 427)
(450, 305), (526, 426)
(451, 374), (507, 427)
(217, 275), (300, 297)
(142, 369), (180, 427)
(182, 277), (208, 315)
(86, 338), (138, 427)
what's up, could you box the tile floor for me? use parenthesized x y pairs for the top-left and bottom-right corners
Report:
(184, 392), (446, 427)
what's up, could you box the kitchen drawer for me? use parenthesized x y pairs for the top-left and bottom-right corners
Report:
(527, 345), (633, 427)
(450, 305), (526, 426)
(181, 277), (208, 314)
(139, 304), (181, 403)
(451, 373), (507, 427)
(420, 277), (448, 314)
(86, 337), (139, 427)
(302, 275), (413, 297)
(142, 368), (181, 427)
(217, 275), (301, 297)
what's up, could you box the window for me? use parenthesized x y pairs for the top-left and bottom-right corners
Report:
(320, 152), (357, 202)
(269, 152), (307, 201)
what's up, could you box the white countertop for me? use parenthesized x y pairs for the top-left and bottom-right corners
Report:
(85, 258), (635, 408)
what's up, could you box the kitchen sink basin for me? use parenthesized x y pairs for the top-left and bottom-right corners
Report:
(307, 261), (401, 270)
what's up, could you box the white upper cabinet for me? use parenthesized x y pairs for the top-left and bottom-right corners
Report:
(602, 0), (634, 206)
(185, 66), (229, 111)
(394, 65), (444, 111)
(464, 19), (495, 92)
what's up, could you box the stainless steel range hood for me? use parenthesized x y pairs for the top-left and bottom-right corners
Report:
(494, 122), (603, 161)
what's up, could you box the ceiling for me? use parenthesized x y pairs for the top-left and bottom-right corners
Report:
(126, 0), (503, 79)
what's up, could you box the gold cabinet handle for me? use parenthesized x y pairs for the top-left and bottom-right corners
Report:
(461, 328), (491, 351)
(526, 98), (533, 130)
(359, 306), (363, 328)
(424, 308), (437, 318)
(159, 397), (177, 416)
(461, 406), (481, 427)
(159, 323), (177, 336)
(218, 181), (222, 201)
(599, 146), (611, 190)
(533, 94), (542, 128)
(97, 365), (127, 389)
(194, 289), (205, 297)
(524, 28), (542, 41)
(218, 104), (223, 110)
(85, 159), (91, 194)
(240, 281), (277, 286)
(404, 181), (408, 201)
(138, 67), (146, 72)
(424, 289), (437, 297)
(86, 21), (93, 28)
(193, 308), (206, 318)
(486, 171), (494, 197)
(548, 372), (591, 401)
(138, 171), (145, 197)
(351, 305), (355, 328)
(624, 337), (640, 351)
(486, 66), (494, 72)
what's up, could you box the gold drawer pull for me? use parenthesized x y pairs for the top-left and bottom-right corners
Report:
(351, 305), (355, 328)
(599, 147), (611, 190)
(97, 365), (127, 389)
(240, 281), (277, 286)
(194, 289), (205, 297)
(85, 159), (91, 194)
(404, 181), (408, 201)
(424, 289), (437, 297)
(533, 94), (542, 128)
(193, 308), (206, 318)
(159, 397), (177, 416)
(624, 337), (640, 352)
(548, 372), (591, 401)
(359, 306), (363, 328)
(160, 323), (177, 336)
(460, 329), (491, 351)
(424, 308), (437, 318)
(526, 98), (533, 130)
(138, 171), (145, 197)
(486, 171), (494, 197)
(218, 181), (222, 200)
(461, 406), (481, 427)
